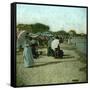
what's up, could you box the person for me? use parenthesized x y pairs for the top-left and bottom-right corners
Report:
(59, 36), (63, 43)
(47, 37), (54, 56)
(51, 36), (60, 51)
(54, 45), (64, 58)
(51, 36), (64, 58)
(23, 35), (34, 68)
(30, 38), (39, 58)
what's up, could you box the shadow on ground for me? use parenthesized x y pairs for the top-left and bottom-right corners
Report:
(28, 55), (76, 68)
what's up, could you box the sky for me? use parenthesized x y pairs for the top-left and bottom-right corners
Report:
(16, 4), (87, 34)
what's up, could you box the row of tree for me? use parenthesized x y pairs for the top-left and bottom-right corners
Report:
(17, 23), (49, 33)
(17, 23), (86, 37)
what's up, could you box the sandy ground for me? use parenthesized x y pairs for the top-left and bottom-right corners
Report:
(16, 43), (87, 86)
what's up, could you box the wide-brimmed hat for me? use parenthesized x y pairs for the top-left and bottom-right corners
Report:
(29, 33), (39, 38)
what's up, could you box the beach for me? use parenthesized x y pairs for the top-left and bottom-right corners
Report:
(16, 43), (87, 86)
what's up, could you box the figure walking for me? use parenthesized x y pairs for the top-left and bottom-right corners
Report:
(23, 35), (34, 68)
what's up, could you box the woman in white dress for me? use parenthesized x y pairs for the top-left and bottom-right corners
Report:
(23, 35), (34, 68)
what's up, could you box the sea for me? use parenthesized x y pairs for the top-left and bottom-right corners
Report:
(71, 37), (87, 54)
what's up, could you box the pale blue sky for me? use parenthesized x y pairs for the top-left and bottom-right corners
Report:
(17, 4), (87, 34)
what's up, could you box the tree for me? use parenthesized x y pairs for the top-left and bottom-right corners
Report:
(17, 24), (32, 32)
(68, 30), (77, 36)
(17, 23), (50, 33)
(58, 30), (67, 35)
(31, 23), (49, 33)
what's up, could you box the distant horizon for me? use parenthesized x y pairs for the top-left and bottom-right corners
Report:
(17, 4), (87, 34)
(16, 23), (87, 34)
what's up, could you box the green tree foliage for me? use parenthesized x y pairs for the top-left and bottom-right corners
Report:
(17, 24), (32, 31)
(53, 30), (69, 38)
(17, 23), (50, 33)
(58, 30), (67, 35)
(68, 30), (76, 36)
(31, 23), (49, 33)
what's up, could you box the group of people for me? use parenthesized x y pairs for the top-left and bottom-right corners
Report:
(21, 32), (64, 68)
(47, 36), (64, 58)
(23, 33), (39, 68)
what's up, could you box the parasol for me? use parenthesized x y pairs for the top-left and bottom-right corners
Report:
(17, 30), (28, 49)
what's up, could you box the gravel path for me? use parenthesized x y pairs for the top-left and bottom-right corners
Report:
(16, 44), (87, 86)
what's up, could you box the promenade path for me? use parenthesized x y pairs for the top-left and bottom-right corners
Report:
(16, 43), (87, 86)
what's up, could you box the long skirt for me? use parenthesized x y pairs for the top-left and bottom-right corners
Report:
(23, 46), (34, 67)
(47, 47), (54, 56)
